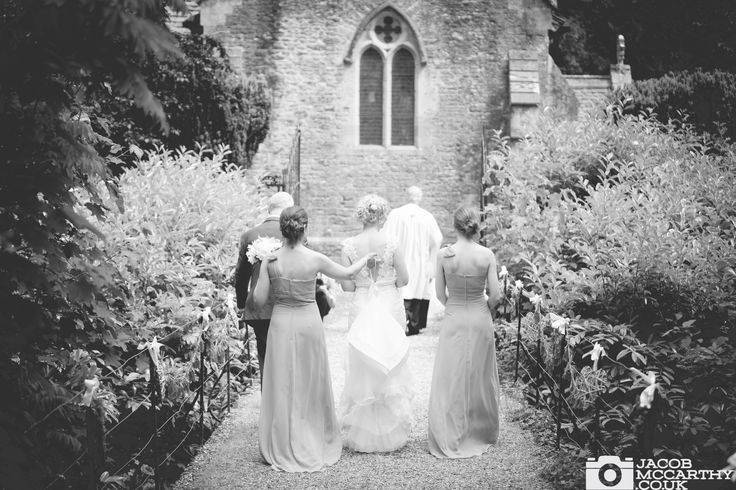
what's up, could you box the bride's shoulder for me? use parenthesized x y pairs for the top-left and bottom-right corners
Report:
(341, 236), (358, 256)
(384, 234), (398, 252)
(439, 246), (455, 258)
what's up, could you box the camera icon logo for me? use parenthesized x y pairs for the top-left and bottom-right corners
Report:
(585, 456), (635, 489)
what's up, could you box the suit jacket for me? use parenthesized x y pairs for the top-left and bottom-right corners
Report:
(234, 217), (283, 320)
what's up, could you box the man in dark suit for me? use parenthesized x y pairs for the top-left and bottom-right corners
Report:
(234, 191), (294, 386)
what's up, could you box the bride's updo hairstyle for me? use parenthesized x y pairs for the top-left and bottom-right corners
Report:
(280, 206), (308, 245)
(355, 194), (390, 227)
(453, 206), (480, 239)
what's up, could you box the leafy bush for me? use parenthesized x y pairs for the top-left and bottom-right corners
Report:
(484, 108), (736, 467)
(610, 70), (736, 141)
(550, 0), (736, 78)
(77, 146), (264, 487)
(0, 0), (180, 486)
(1, 0), (268, 485)
(4, 142), (264, 488)
(94, 34), (271, 169)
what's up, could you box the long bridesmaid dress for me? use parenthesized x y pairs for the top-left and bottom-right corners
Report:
(428, 257), (500, 458)
(259, 259), (341, 472)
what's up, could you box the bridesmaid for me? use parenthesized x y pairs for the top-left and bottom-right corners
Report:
(253, 206), (375, 472)
(427, 207), (502, 458)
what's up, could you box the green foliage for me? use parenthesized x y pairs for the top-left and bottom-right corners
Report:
(99, 146), (264, 367)
(9, 146), (263, 488)
(94, 34), (271, 168)
(551, 0), (736, 78)
(0, 0), (179, 486)
(484, 109), (736, 467)
(610, 70), (736, 141)
(80, 146), (264, 487)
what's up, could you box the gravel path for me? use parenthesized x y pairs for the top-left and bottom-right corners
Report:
(175, 295), (550, 489)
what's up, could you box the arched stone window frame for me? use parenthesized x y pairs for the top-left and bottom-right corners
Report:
(347, 4), (426, 148)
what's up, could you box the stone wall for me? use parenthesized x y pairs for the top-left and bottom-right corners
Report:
(563, 75), (612, 114)
(201, 0), (558, 241)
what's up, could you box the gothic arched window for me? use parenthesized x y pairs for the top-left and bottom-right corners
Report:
(360, 48), (384, 145)
(391, 48), (415, 146)
(352, 8), (423, 147)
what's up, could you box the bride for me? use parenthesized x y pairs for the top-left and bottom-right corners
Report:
(339, 194), (414, 452)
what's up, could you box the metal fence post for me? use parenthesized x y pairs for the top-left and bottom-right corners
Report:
(226, 343), (231, 413)
(242, 319), (251, 381)
(554, 332), (566, 449)
(535, 334), (542, 405)
(85, 405), (105, 489)
(592, 396), (601, 458)
(641, 391), (658, 458)
(199, 334), (207, 446)
(148, 352), (163, 490)
(513, 297), (522, 383)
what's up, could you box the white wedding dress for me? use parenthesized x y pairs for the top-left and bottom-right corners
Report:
(340, 238), (414, 452)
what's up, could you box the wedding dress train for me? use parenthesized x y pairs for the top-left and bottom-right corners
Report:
(340, 239), (414, 452)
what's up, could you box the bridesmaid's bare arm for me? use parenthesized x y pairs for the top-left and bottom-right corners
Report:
(253, 258), (272, 308)
(485, 250), (502, 309)
(339, 247), (356, 292)
(393, 249), (409, 288)
(317, 252), (374, 281)
(434, 255), (448, 305)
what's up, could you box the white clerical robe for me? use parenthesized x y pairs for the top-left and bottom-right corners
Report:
(383, 203), (443, 300)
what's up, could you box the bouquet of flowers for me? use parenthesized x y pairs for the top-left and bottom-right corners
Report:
(246, 236), (283, 264)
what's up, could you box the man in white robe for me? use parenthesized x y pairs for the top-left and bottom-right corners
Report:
(383, 186), (443, 335)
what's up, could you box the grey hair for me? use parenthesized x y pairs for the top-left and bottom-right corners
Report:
(407, 186), (423, 203)
(268, 192), (294, 213)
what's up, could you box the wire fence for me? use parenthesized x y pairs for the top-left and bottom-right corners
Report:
(503, 283), (660, 458)
(42, 313), (258, 489)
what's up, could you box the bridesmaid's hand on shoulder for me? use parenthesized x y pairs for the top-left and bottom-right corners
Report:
(318, 251), (376, 281)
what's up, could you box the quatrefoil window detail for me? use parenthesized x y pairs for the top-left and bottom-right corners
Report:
(374, 15), (402, 44)
(355, 6), (421, 146)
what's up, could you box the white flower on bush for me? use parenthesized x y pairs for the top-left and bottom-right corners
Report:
(225, 292), (238, 321)
(528, 292), (543, 311)
(143, 336), (164, 365)
(81, 377), (100, 406)
(499, 266), (508, 278)
(226, 292), (236, 311)
(512, 279), (524, 296)
(246, 236), (283, 264)
(583, 342), (606, 370)
(548, 312), (569, 335)
(722, 452), (736, 482)
(147, 336), (164, 366)
(199, 306), (213, 325)
(631, 367), (658, 409)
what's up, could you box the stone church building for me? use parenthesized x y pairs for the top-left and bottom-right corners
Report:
(192, 0), (614, 245)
